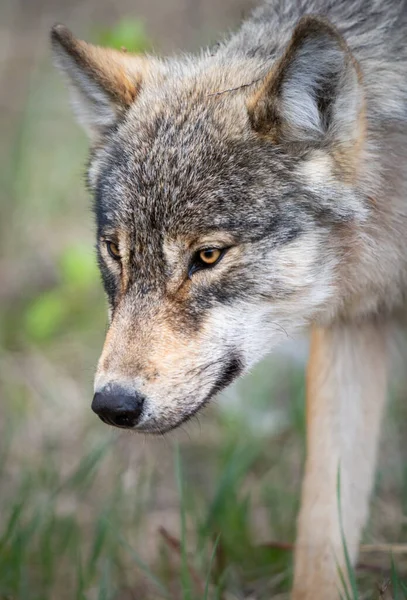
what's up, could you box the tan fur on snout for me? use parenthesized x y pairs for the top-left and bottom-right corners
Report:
(95, 297), (226, 432)
(97, 301), (192, 384)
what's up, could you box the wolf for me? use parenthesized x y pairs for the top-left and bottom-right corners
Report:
(51, 0), (407, 597)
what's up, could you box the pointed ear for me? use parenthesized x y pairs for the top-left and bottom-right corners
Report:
(248, 16), (364, 147)
(51, 24), (148, 141)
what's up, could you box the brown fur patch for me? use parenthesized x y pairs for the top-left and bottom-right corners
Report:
(51, 24), (149, 106)
(97, 296), (205, 385)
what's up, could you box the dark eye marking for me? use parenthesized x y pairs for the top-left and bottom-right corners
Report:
(188, 247), (227, 278)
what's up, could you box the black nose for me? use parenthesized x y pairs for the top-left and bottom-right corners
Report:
(92, 386), (145, 429)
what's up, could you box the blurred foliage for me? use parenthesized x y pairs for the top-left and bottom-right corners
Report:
(96, 19), (151, 53)
(24, 244), (101, 342)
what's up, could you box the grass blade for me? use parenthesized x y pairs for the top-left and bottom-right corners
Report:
(98, 558), (112, 600)
(391, 554), (401, 600)
(175, 444), (193, 600)
(204, 534), (221, 600)
(119, 534), (170, 599)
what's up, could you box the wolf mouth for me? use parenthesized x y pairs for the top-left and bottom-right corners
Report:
(139, 355), (244, 434)
(208, 355), (244, 397)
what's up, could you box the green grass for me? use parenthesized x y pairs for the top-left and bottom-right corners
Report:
(1, 16), (407, 600)
(0, 421), (406, 600)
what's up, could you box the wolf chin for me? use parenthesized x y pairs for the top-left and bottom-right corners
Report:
(51, 1), (407, 597)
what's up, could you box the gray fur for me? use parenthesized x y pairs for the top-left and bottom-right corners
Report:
(51, 3), (407, 597)
(51, 0), (407, 427)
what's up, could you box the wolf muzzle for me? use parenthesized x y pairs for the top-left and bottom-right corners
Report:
(92, 384), (145, 429)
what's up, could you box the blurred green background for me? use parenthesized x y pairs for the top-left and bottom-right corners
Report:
(0, 0), (406, 598)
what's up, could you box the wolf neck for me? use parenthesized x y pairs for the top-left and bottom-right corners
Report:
(338, 144), (407, 320)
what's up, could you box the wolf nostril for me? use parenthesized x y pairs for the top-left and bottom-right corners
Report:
(91, 387), (145, 429)
(112, 412), (137, 428)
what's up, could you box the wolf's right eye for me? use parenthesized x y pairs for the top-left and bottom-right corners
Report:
(106, 241), (121, 260)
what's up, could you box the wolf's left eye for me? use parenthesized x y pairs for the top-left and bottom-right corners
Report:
(106, 241), (121, 260)
(189, 248), (225, 277)
(199, 248), (222, 264)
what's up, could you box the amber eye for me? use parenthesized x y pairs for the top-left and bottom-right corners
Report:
(189, 247), (225, 277)
(106, 241), (121, 260)
(199, 248), (222, 264)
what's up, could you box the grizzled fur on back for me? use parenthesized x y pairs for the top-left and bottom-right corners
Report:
(51, 0), (407, 434)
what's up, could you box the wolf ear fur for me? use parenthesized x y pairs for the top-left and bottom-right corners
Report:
(51, 25), (148, 141)
(248, 16), (364, 146)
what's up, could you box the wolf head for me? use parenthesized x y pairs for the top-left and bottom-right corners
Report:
(51, 17), (366, 433)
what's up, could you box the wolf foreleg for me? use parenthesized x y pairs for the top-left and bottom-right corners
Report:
(292, 322), (388, 600)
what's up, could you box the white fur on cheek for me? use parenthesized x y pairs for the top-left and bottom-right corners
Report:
(300, 151), (334, 186)
(272, 232), (337, 305)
